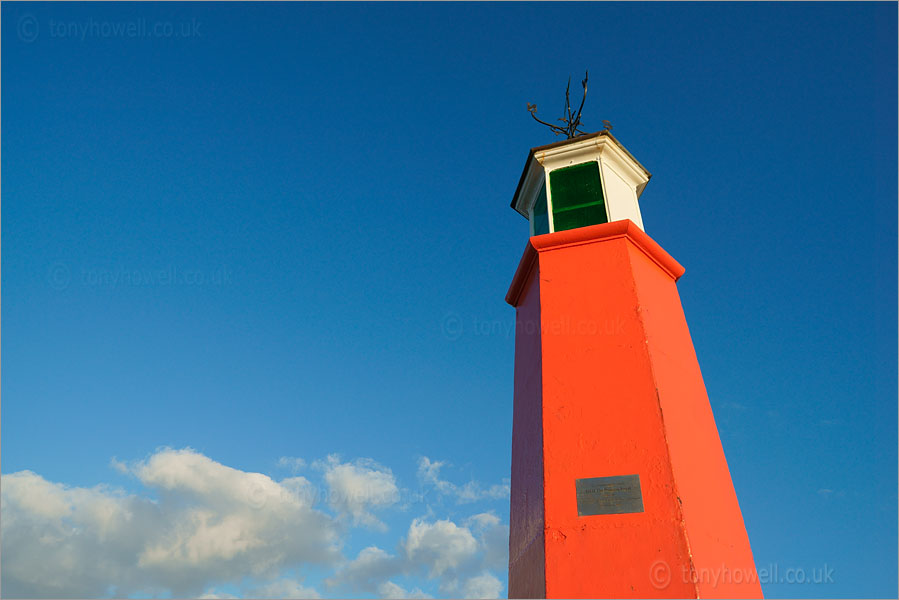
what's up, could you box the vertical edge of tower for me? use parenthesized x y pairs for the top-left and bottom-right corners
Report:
(508, 243), (547, 599)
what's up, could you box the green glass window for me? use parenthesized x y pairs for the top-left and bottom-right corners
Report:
(549, 161), (608, 232)
(532, 179), (549, 236)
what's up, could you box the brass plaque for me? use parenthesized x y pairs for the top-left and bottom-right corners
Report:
(576, 474), (644, 516)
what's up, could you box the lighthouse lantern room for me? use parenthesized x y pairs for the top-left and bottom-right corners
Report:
(511, 130), (651, 235)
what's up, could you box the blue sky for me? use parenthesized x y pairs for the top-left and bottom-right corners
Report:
(2, 2), (896, 598)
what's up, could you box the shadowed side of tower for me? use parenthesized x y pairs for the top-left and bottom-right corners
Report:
(507, 260), (546, 598)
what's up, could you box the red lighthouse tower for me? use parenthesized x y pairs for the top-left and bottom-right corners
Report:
(506, 131), (762, 599)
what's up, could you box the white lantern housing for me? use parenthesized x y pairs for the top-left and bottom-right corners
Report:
(511, 131), (651, 235)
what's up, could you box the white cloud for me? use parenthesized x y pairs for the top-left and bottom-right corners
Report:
(378, 580), (434, 599)
(2, 450), (508, 599)
(404, 518), (479, 577)
(1, 470), (74, 520)
(466, 513), (501, 531)
(461, 573), (503, 599)
(110, 457), (129, 475)
(327, 546), (403, 593)
(1, 471), (147, 598)
(318, 455), (400, 530)
(277, 457), (307, 473)
(416, 457), (510, 504)
(328, 514), (508, 598)
(1, 448), (340, 598)
(250, 577), (321, 599)
(464, 513), (508, 572)
(198, 589), (239, 599)
(481, 525), (509, 573)
(458, 481), (511, 502)
(417, 458), (455, 495)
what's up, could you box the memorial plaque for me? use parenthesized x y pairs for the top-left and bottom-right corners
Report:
(575, 474), (644, 516)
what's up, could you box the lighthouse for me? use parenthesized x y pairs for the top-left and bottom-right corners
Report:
(506, 131), (762, 598)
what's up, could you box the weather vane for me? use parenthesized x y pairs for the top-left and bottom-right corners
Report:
(527, 71), (612, 139)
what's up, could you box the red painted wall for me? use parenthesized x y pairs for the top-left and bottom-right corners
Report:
(507, 221), (762, 599)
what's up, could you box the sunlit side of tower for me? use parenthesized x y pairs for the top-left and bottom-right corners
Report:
(506, 131), (762, 599)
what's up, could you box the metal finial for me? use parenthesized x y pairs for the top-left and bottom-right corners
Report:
(527, 71), (591, 139)
(602, 120), (613, 132)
